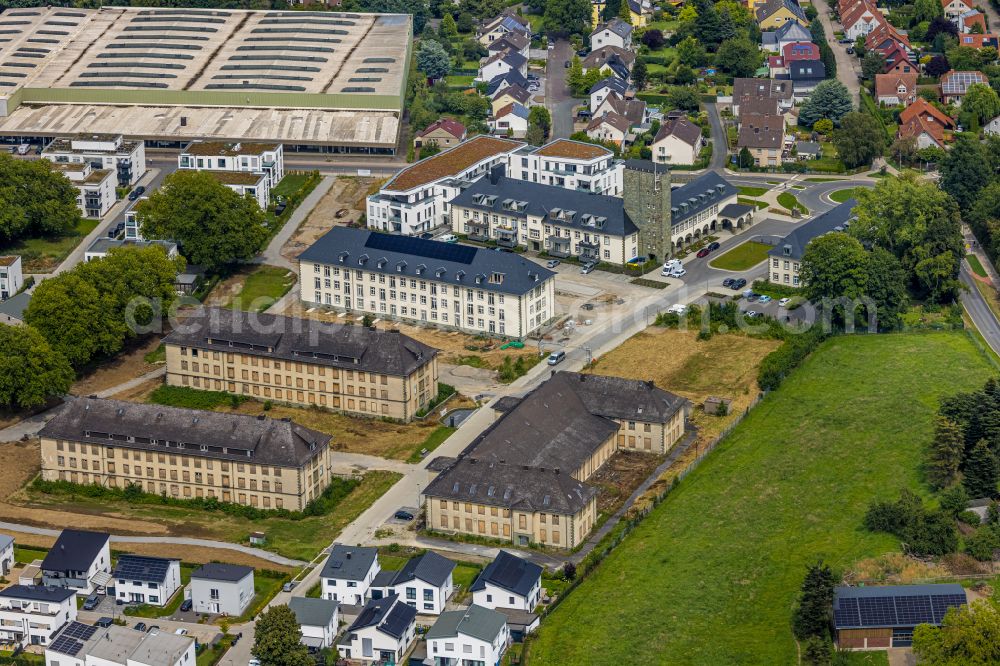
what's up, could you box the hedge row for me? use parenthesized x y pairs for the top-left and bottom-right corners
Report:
(757, 327), (828, 391)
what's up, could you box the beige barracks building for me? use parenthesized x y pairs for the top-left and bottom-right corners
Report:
(424, 372), (687, 549)
(38, 397), (333, 511)
(163, 308), (439, 422)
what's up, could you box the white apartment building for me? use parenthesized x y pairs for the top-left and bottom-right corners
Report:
(41, 530), (111, 595)
(84, 238), (178, 263)
(0, 534), (12, 576)
(178, 141), (284, 190)
(289, 598), (339, 650)
(111, 556), (181, 607)
(299, 227), (557, 338)
(450, 170), (640, 265)
(0, 586), (77, 648)
(48, 162), (117, 219)
(340, 595), (417, 665)
(189, 564), (254, 617)
(0, 255), (23, 300)
(321, 545), (380, 605)
(366, 137), (623, 236)
(471, 551), (542, 612)
(425, 605), (510, 666)
(45, 621), (195, 666)
(370, 551), (455, 615)
(41, 134), (146, 187)
(207, 171), (270, 210)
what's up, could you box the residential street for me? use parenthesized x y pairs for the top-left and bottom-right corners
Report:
(706, 103), (729, 170)
(547, 39), (577, 139)
(812, 0), (863, 103)
(960, 264), (1000, 355)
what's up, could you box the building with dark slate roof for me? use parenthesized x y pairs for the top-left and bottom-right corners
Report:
(340, 594), (417, 664)
(0, 584), (78, 648)
(833, 584), (966, 650)
(424, 371), (688, 549)
(298, 227), (556, 338)
(39, 397), (334, 512)
(768, 200), (857, 286)
(471, 550), (543, 611)
(112, 555), (182, 607)
(371, 551), (457, 615)
(163, 306), (439, 422)
(40, 529), (111, 594)
(449, 168), (640, 265)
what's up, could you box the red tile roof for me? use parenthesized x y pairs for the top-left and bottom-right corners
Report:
(782, 41), (819, 61)
(417, 118), (467, 140)
(899, 98), (955, 129)
(875, 72), (918, 102)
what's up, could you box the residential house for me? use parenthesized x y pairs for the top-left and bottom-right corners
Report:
(321, 545), (381, 605)
(111, 555), (181, 607)
(0, 534), (12, 576)
(486, 71), (530, 97)
(586, 112), (632, 147)
(449, 170), (640, 264)
(737, 113), (787, 166)
(958, 9), (987, 33)
(505, 138), (623, 195)
(491, 85), (532, 116)
(591, 0), (650, 27)
(47, 162), (116, 219)
(875, 72), (918, 105)
(83, 238), (178, 263)
(0, 586), (76, 648)
(39, 397), (334, 511)
(840, 0), (883, 40)
(0, 292), (30, 326)
(882, 43), (917, 75)
(940, 70), (988, 104)
(943, 0), (975, 21)
(40, 530), (111, 594)
(796, 141), (821, 160)
(425, 371), (687, 548)
(425, 605), (510, 666)
(761, 20), (812, 52)
(339, 595), (417, 664)
(898, 98), (955, 148)
(490, 103), (530, 138)
(189, 563), (254, 616)
(737, 96), (782, 120)
(590, 18), (633, 50)
(487, 32), (530, 59)
(479, 51), (528, 84)
(370, 551), (455, 615)
(178, 141), (284, 191)
(581, 46), (635, 78)
(415, 119), (467, 151)
(768, 200), (857, 286)
(756, 0), (808, 29)
(589, 77), (628, 112)
(40, 134), (145, 187)
(205, 171), (270, 210)
(470, 551), (542, 611)
(786, 60), (826, 100)
(592, 91), (648, 128)
(163, 307), (439, 422)
(289, 597), (339, 650)
(984, 114), (1000, 135)
(865, 21), (910, 55)
(957, 32), (1000, 48)
(768, 54), (788, 77)
(0, 255), (23, 300)
(783, 41), (820, 61)
(732, 78), (794, 114)
(45, 621), (195, 666)
(833, 584), (967, 650)
(650, 116), (704, 165)
(477, 11), (530, 46)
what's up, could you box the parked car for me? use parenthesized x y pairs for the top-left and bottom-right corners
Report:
(439, 234), (458, 243)
(394, 510), (415, 521)
(745, 310), (761, 318)
(722, 278), (734, 288)
(135, 623), (147, 633)
(758, 295), (772, 304)
(696, 248), (711, 258)
(527, 74), (539, 81)
(746, 293), (760, 302)
(731, 278), (747, 290)
(83, 595), (100, 611)
(419, 232), (433, 239)
(175, 628), (188, 636)
(564, 60), (570, 68)
(707, 241), (720, 251)
(666, 304), (688, 315)
(96, 617), (113, 628)
(778, 297), (791, 307)
(576, 49), (587, 57)
(666, 268), (686, 278)
(546, 259), (560, 268)
(580, 262), (596, 274)
(282, 582), (295, 592)
(547, 350), (566, 366)
(148, 626), (160, 635)
(180, 599), (192, 612)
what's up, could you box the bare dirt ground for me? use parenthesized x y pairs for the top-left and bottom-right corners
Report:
(589, 451), (666, 516)
(203, 269), (251, 308)
(280, 176), (378, 265)
(71, 335), (165, 396)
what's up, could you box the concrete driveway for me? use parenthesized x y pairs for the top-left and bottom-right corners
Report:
(546, 39), (577, 139)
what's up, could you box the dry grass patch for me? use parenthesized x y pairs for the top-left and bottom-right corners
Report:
(588, 451), (665, 516)
(71, 335), (165, 396)
(280, 176), (377, 265)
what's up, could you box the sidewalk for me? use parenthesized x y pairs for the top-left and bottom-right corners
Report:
(257, 175), (334, 270)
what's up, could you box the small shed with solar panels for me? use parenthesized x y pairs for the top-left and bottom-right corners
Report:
(833, 584), (967, 649)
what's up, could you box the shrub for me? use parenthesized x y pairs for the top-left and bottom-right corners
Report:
(939, 485), (970, 516)
(757, 328), (827, 391)
(959, 510), (983, 526)
(964, 526), (999, 561)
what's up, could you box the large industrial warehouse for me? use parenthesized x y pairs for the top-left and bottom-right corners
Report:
(0, 7), (410, 153)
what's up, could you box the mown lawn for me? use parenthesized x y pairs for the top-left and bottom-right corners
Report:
(526, 333), (994, 665)
(777, 191), (808, 215)
(830, 187), (863, 204)
(736, 185), (769, 197)
(709, 241), (771, 271)
(223, 265), (296, 313)
(967, 254), (988, 278)
(271, 174), (310, 199)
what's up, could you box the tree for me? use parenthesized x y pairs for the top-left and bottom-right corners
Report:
(567, 55), (584, 92)
(861, 51), (886, 80)
(925, 54), (951, 77)
(798, 80), (853, 127)
(889, 135), (919, 165)
(0, 155), (83, 243)
(79, 246), (180, 333)
(543, 0), (591, 37)
(800, 232), (870, 304)
(715, 36), (762, 78)
(440, 13), (458, 38)
(601, 0), (622, 21)
(456, 12), (474, 33)
(738, 146), (754, 168)
(0, 324), (74, 410)
(927, 15), (958, 43)
(813, 118), (834, 135)
(416, 39), (450, 80)
(810, 18), (837, 79)
(419, 140), (441, 158)
(632, 58), (648, 89)
(802, 637), (832, 666)
(641, 28), (665, 50)
(832, 112), (885, 168)
(136, 171), (268, 274)
(792, 561), (837, 640)
(252, 605), (312, 666)
(25, 272), (127, 368)
(913, 598), (1000, 665)
(940, 133), (992, 211)
(964, 439), (999, 499)
(866, 246), (908, 331)
(913, 0), (943, 23)
(618, 0), (632, 23)
(528, 105), (552, 142)
(963, 83), (1000, 126)
(692, 0), (729, 49)
(928, 417), (966, 490)
(675, 35), (705, 67)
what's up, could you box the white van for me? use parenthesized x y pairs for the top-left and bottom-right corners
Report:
(666, 304), (688, 315)
(663, 259), (682, 270)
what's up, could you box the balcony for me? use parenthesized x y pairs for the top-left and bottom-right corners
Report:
(547, 235), (571, 258)
(466, 222), (490, 242)
(496, 228), (518, 248)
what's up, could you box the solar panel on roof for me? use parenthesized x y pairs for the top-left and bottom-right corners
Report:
(931, 594), (966, 623)
(833, 597), (860, 627)
(364, 233), (477, 265)
(894, 594), (933, 626)
(858, 596), (896, 626)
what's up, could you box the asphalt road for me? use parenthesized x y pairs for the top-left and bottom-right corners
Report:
(547, 39), (577, 139)
(706, 103), (729, 170)
(813, 0), (862, 103)
(960, 263), (1000, 355)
